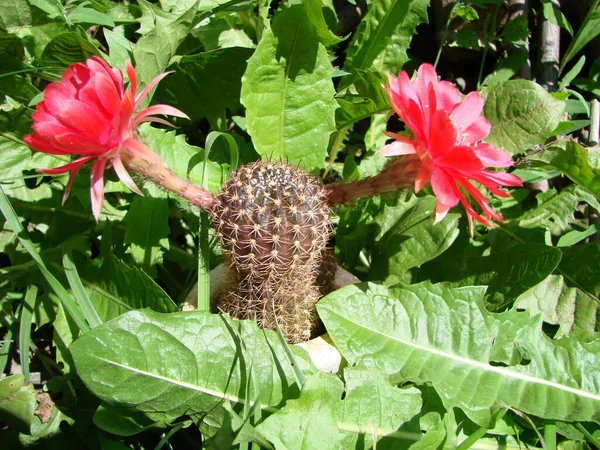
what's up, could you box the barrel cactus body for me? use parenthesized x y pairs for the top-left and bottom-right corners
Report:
(212, 161), (331, 343)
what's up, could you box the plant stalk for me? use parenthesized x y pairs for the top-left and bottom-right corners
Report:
(324, 156), (418, 205)
(120, 151), (218, 211)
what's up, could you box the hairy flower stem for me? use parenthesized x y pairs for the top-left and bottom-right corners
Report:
(120, 151), (218, 211)
(324, 157), (419, 205)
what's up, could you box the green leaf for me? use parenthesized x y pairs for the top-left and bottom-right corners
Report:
(335, 69), (390, 131)
(542, 141), (600, 199)
(70, 310), (314, 428)
(0, 375), (36, 434)
(68, 4), (115, 27)
(336, 367), (422, 449)
(0, 0), (32, 29)
(93, 402), (162, 436)
(515, 275), (598, 338)
(370, 194), (460, 284)
(40, 32), (100, 68)
(518, 185), (600, 233)
(559, 243), (600, 298)
(342, 0), (428, 86)
(133, 2), (198, 102)
(302, 0), (345, 46)
(484, 80), (565, 155)
(155, 47), (253, 126)
(542, 0), (573, 35)
(371, 0), (429, 75)
(557, 223), (600, 247)
(318, 281), (600, 427)
(76, 254), (177, 322)
(124, 196), (170, 274)
(561, 3), (600, 71)
(240, 5), (337, 171)
(138, 124), (227, 193)
(448, 243), (562, 311)
(256, 372), (344, 450)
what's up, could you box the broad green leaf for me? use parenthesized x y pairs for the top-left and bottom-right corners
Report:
(559, 243), (600, 298)
(0, 0), (32, 29)
(336, 367), (422, 449)
(318, 281), (600, 427)
(104, 27), (133, 70)
(557, 223), (600, 247)
(133, 2), (198, 102)
(0, 375), (36, 434)
(372, 0), (429, 75)
(302, 0), (345, 46)
(518, 185), (600, 233)
(484, 80), (565, 155)
(240, 5), (337, 171)
(138, 124), (227, 193)
(124, 195), (170, 274)
(370, 194), (460, 284)
(93, 402), (162, 436)
(77, 254), (177, 322)
(40, 32), (100, 68)
(335, 69), (390, 131)
(70, 310), (314, 429)
(542, 141), (600, 199)
(446, 243), (562, 311)
(515, 275), (598, 337)
(68, 4), (115, 27)
(155, 47), (253, 126)
(256, 372), (344, 450)
(194, 14), (255, 51)
(342, 0), (429, 87)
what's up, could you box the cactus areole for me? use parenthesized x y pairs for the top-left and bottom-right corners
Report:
(212, 161), (331, 343)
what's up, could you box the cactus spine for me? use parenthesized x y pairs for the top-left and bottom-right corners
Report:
(212, 161), (330, 343)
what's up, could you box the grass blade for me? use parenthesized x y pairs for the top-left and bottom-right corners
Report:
(63, 250), (102, 329)
(19, 285), (38, 383)
(0, 186), (89, 333)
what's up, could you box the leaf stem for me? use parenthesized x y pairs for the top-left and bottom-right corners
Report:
(543, 422), (556, 450)
(575, 423), (600, 448)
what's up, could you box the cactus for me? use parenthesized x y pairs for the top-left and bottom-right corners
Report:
(212, 161), (331, 343)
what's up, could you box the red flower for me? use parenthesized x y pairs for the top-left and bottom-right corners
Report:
(377, 64), (522, 231)
(24, 56), (188, 220)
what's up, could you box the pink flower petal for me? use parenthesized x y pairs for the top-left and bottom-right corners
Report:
(473, 143), (514, 168)
(376, 140), (417, 157)
(126, 61), (137, 100)
(430, 167), (459, 209)
(37, 156), (94, 175)
(122, 138), (165, 166)
(134, 71), (173, 108)
(112, 155), (143, 196)
(450, 91), (485, 131)
(132, 104), (189, 126)
(90, 159), (107, 221)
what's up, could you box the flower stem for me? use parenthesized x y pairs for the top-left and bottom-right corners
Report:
(120, 151), (218, 211)
(324, 157), (418, 205)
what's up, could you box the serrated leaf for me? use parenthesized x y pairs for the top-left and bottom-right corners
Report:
(70, 310), (314, 428)
(77, 254), (177, 322)
(335, 69), (390, 131)
(68, 5), (115, 27)
(318, 281), (600, 427)
(302, 0), (345, 46)
(370, 194), (460, 284)
(371, 0), (429, 75)
(138, 124), (227, 193)
(256, 372), (344, 450)
(447, 243), (562, 311)
(0, 0), (32, 29)
(515, 275), (598, 337)
(132, 3), (198, 101)
(240, 5), (337, 171)
(543, 141), (600, 199)
(342, 0), (429, 87)
(484, 80), (565, 155)
(155, 47), (253, 125)
(559, 243), (600, 298)
(124, 196), (170, 273)
(40, 32), (100, 68)
(337, 367), (422, 449)
(519, 185), (600, 233)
